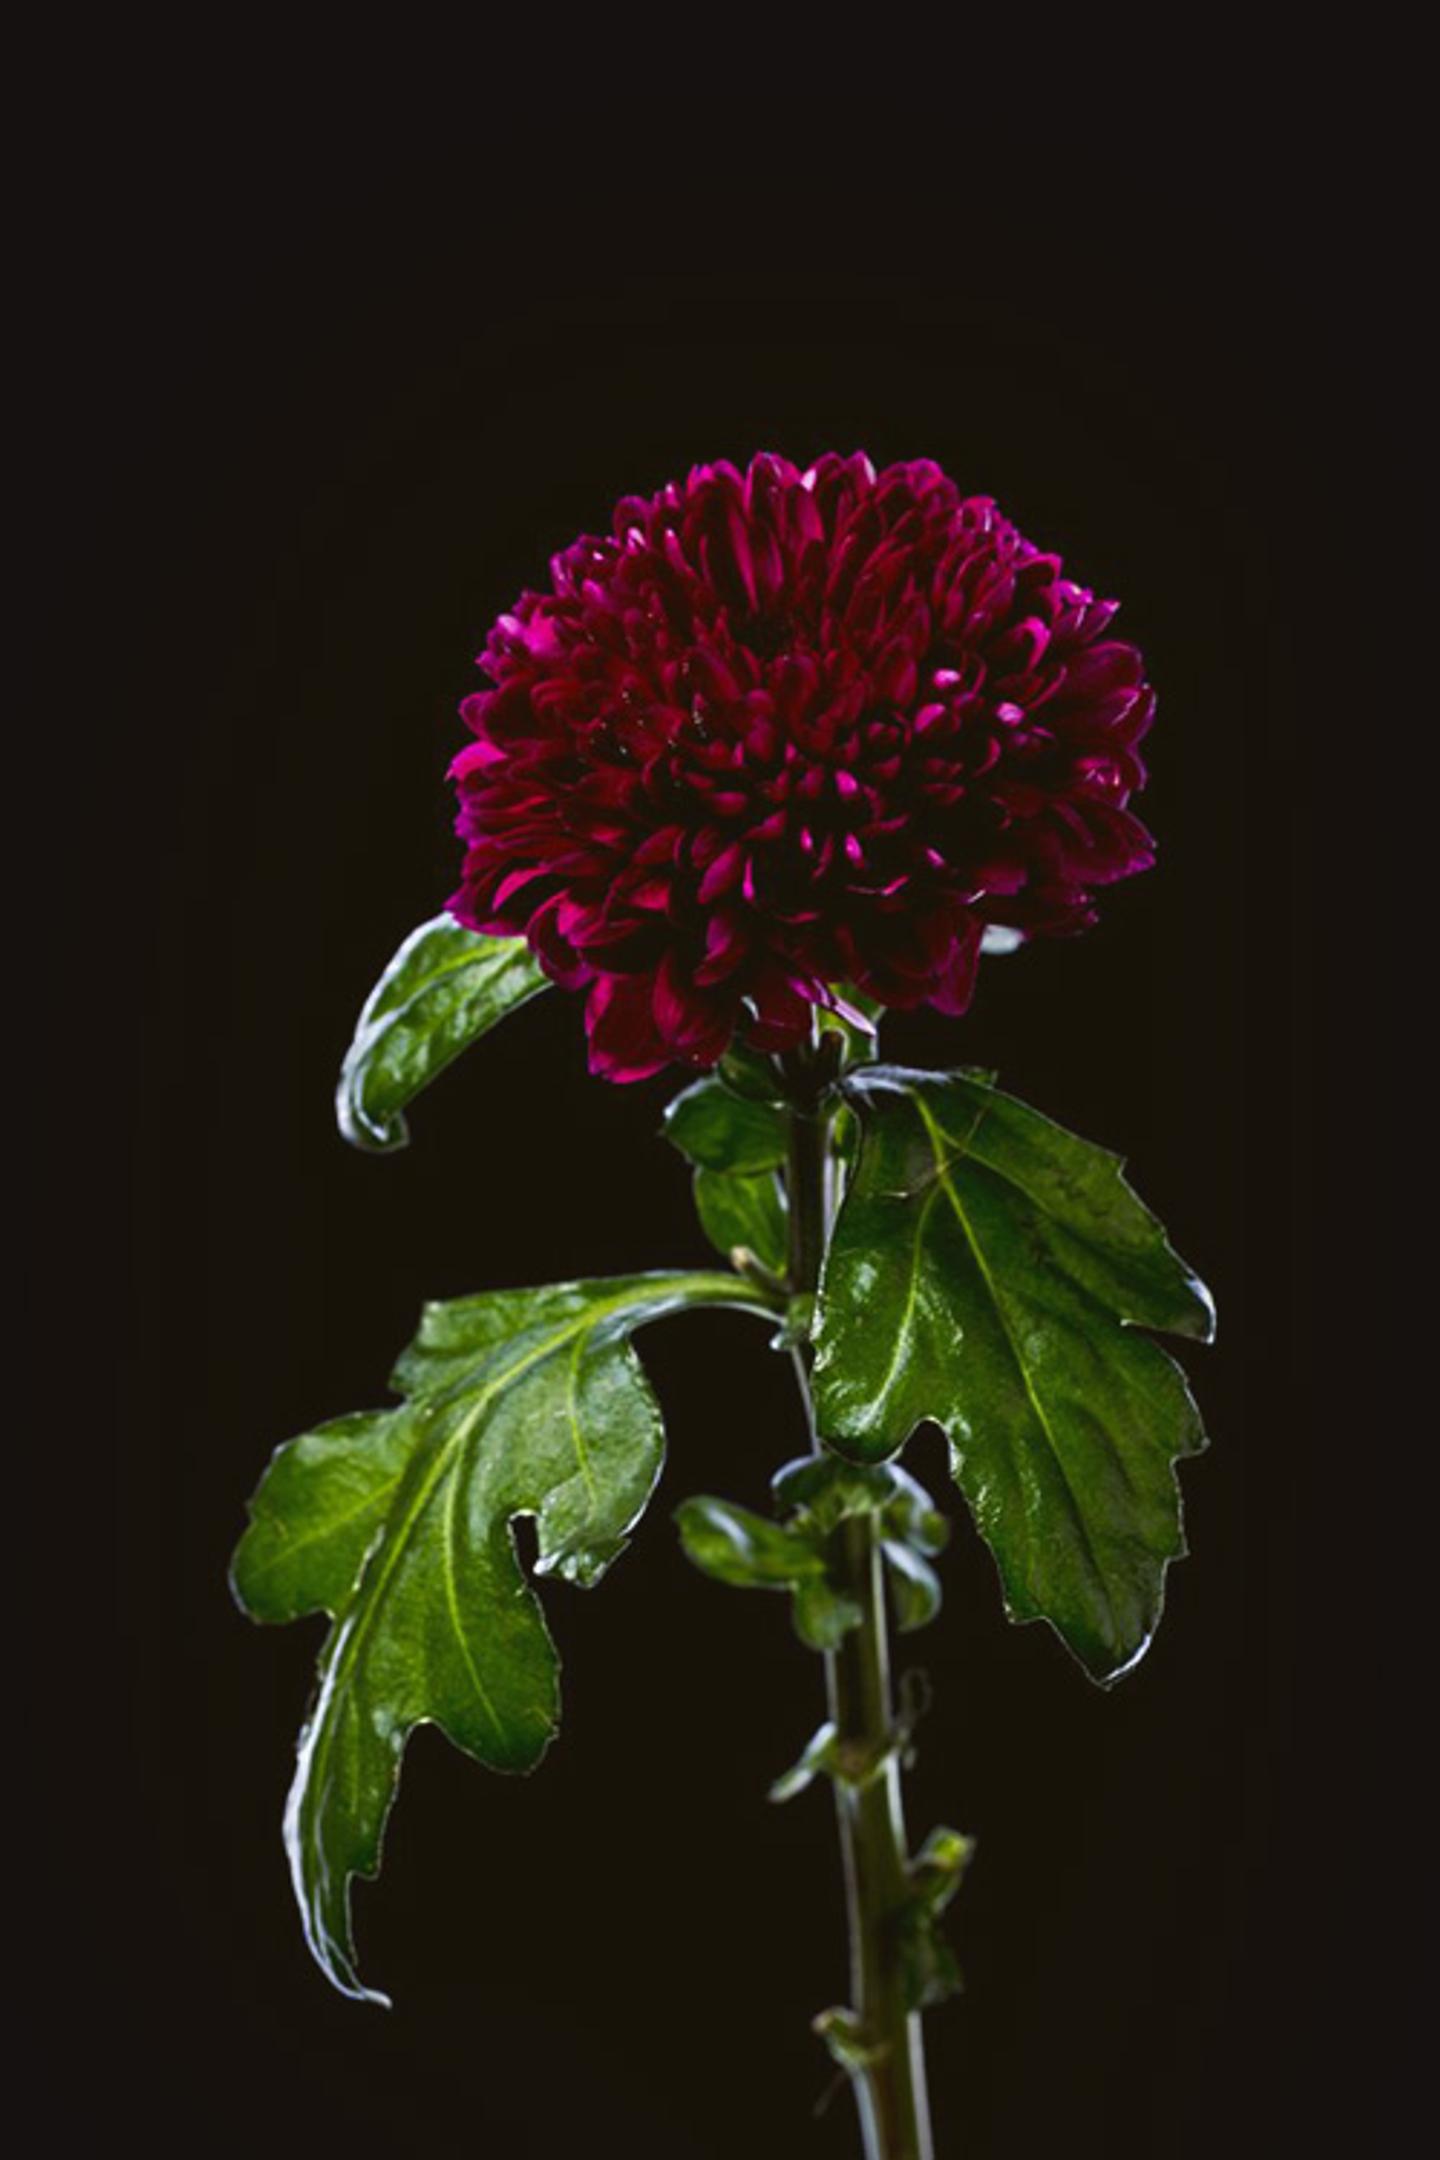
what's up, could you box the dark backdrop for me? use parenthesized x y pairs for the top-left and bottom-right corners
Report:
(37, 116), (1340, 2160)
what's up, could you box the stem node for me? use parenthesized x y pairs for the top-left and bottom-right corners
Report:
(776, 1039), (936, 2160)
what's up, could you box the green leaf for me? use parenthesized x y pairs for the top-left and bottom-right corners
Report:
(812, 1067), (1214, 1684)
(813, 2006), (884, 2072)
(232, 1410), (417, 1625)
(770, 1454), (949, 1555)
(791, 1577), (864, 1652)
(880, 1466), (951, 1558)
(769, 1719), (841, 1803)
(673, 1496), (827, 1589)
(815, 984), (883, 1068)
(662, 1075), (789, 1174)
(673, 1477), (866, 1652)
(691, 1165), (788, 1276)
(232, 1270), (776, 2004)
(881, 1539), (944, 1632)
(768, 1454), (952, 1638)
(772, 1292), (815, 1350)
(770, 1452), (897, 1523)
(898, 1826), (975, 2010)
(336, 916), (549, 1152)
(718, 1039), (786, 1103)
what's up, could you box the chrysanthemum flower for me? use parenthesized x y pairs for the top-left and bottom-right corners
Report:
(448, 452), (1156, 1081)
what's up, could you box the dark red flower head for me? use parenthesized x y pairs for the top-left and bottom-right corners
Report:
(448, 453), (1156, 1081)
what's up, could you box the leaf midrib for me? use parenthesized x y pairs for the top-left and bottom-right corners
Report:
(365, 937), (537, 1042)
(858, 1072), (1187, 1307)
(910, 1090), (1110, 1605)
(311, 1302), (626, 1762)
(240, 1471), (406, 1595)
(302, 1275), (775, 1832)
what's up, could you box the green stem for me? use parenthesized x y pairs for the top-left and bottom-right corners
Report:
(780, 1046), (935, 2160)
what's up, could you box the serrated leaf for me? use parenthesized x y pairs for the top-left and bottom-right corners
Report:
(691, 1165), (788, 1275)
(232, 1270), (776, 2004)
(662, 1075), (789, 1174)
(336, 916), (549, 1152)
(812, 1067), (1214, 1684)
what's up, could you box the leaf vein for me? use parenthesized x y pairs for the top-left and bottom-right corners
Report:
(912, 1091), (1110, 1603)
(242, 1479), (405, 1586)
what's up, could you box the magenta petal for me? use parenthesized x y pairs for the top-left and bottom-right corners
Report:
(927, 918), (983, 1016)
(697, 842), (745, 905)
(445, 450), (1158, 1077)
(585, 973), (671, 1082)
(1059, 641), (1144, 701)
(493, 863), (551, 911)
(693, 908), (751, 987)
(651, 951), (733, 1064)
(527, 892), (592, 992)
(744, 967), (815, 1053)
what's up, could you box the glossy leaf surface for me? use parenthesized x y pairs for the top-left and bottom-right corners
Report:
(662, 1075), (789, 1174)
(676, 1455), (951, 1654)
(232, 1271), (775, 2003)
(336, 916), (549, 1151)
(673, 1496), (827, 1589)
(769, 1720), (841, 1803)
(881, 1538), (944, 1632)
(812, 1067), (1214, 1682)
(691, 1165), (787, 1275)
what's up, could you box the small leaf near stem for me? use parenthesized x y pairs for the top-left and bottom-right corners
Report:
(692, 1166), (788, 1277)
(773, 1036), (938, 2160)
(663, 1070), (791, 1279)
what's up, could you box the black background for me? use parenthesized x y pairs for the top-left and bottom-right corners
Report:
(32, 93), (1360, 2160)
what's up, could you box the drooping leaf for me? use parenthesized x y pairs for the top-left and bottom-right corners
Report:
(811, 1067), (1214, 1683)
(691, 1165), (788, 1275)
(231, 1270), (776, 2004)
(662, 1074), (789, 1174)
(881, 1539), (944, 1632)
(336, 916), (549, 1152)
(879, 1465), (952, 1558)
